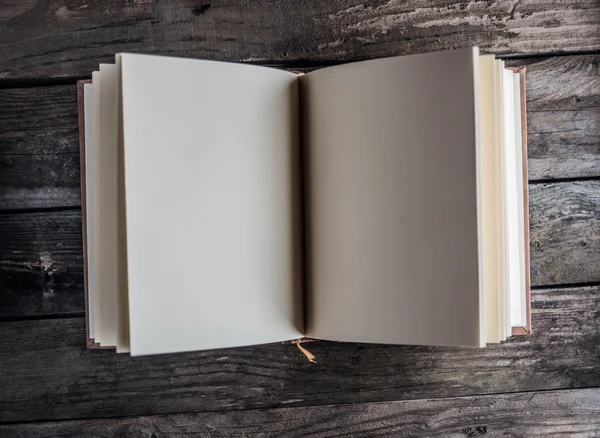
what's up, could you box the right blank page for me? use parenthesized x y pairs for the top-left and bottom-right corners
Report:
(301, 48), (483, 347)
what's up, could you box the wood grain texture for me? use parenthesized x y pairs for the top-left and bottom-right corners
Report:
(509, 55), (600, 181)
(0, 85), (80, 210)
(0, 2), (598, 433)
(1, 182), (598, 318)
(0, 210), (83, 319)
(2, 388), (600, 437)
(529, 181), (600, 286)
(1, 285), (599, 422)
(1, 0), (600, 80)
(0, 56), (598, 211)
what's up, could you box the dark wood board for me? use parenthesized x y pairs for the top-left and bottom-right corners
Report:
(1, 1), (600, 81)
(1, 285), (599, 422)
(508, 55), (600, 181)
(0, 210), (83, 319)
(1, 181), (599, 319)
(2, 387), (600, 437)
(0, 85), (80, 210)
(1, 55), (599, 212)
(529, 181), (600, 286)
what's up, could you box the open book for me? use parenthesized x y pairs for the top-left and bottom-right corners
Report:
(77, 47), (530, 356)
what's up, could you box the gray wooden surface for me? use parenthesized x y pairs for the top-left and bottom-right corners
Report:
(3, 388), (600, 438)
(1, 285), (600, 423)
(0, 0), (599, 436)
(1, 0), (600, 80)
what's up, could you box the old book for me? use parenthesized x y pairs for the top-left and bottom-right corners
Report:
(77, 47), (530, 356)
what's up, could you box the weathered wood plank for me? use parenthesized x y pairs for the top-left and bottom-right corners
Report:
(510, 55), (600, 180)
(1, 285), (599, 422)
(0, 210), (83, 319)
(2, 388), (600, 437)
(529, 181), (600, 286)
(1, 182), (598, 319)
(1, 55), (598, 211)
(0, 85), (80, 210)
(1, 1), (600, 80)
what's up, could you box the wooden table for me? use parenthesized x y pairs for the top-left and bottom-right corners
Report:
(1, 1), (599, 436)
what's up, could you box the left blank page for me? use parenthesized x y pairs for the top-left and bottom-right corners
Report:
(119, 54), (303, 355)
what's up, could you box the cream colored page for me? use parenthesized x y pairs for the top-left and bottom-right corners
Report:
(114, 55), (130, 353)
(90, 71), (102, 344)
(83, 83), (96, 340)
(493, 60), (507, 341)
(512, 73), (527, 327)
(478, 56), (501, 343)
(502, 69), (518, 336)
(119, 54), (303, 356)
(95, 64), (122, 347)
(302, 48), (482, 347)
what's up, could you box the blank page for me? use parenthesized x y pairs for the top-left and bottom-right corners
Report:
(91, 71), (102, 344)
(507, 71), (526, 328)
(87, 67), (130, 352)
(95, 64), (122, 348)
(83, 82), (96, 340)
(114, 55), (130, 353)
(301, 48), (483, 347)
(119, 54), (303, 355)
(502, 69), (517, 337)
(493, 60), (508, 341)
(478, 55), (501, 343)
